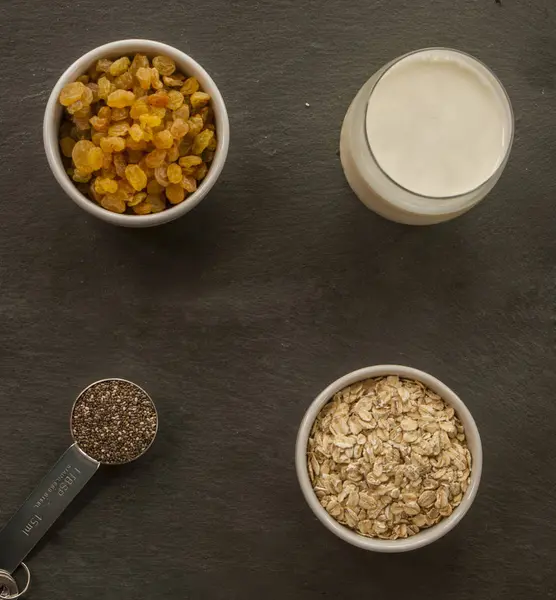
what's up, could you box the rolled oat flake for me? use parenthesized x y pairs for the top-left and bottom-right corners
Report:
(0, 379), (158, 596)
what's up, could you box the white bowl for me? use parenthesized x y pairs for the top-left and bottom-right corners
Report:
(295, 365), (482, 552)
(43, 39), (230, 227)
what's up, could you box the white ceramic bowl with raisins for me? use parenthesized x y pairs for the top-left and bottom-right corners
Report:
(295, 365), (483, 552)
(44, 39), (230, 227)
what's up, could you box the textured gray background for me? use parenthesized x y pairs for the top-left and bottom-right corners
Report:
(0, 0), (555, 598)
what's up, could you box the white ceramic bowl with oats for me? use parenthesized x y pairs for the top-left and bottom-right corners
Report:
(295, 365), (482, 552)
(43, 39), (230, 227)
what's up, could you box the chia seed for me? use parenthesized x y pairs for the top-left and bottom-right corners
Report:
(71, 380), (158, 465)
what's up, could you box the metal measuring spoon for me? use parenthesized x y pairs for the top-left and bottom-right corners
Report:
(0, 565), (30, 600)
(0, 379), (158, 593)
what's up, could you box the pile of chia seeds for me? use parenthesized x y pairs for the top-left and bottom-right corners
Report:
(71, 380), (158, 464)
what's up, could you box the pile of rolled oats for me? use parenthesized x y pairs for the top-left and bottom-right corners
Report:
(307, 376), (471, 540)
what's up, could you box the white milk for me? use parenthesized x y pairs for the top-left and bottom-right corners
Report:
(340, 49), (513, 225)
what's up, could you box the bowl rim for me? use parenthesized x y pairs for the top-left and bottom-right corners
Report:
(43, 38), (230, 227)
(295, 365), (483, 552)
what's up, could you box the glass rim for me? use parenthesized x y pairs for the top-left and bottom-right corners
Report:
(363, 47), (515, 202)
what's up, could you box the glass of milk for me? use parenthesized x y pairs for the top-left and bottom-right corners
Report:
(340, 48), (514, 225)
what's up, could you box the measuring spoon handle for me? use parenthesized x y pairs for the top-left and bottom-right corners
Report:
(0, 443), (99, 574)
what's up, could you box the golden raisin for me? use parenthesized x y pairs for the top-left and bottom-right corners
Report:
(196, 162), (208, 181)
(153, 129), (174, 149)
(133, 200), (152, 215)
(88, 147), (104, 171)
(126, 137), (148, 151)
(170, 118), (189, 139)
(148, 194), (166, 213)
(87, 83), (99, 103)
(73, 116), (91, 131)
(89, 181), (103, 204)
(102, 152), (113, 170)
(187, 114), (204, 136)
(75, 106), (93, 120)
(167, 143), (180, 163)
(154, 166), (170, 187)
(133, 86), (148, 99)
(107, 90), (135, 108)
(147, 179), (164, 195)
(73, 109), (92, 123)
(114, 71), (134, 90)
(148, 91), (169, 108)
(167, 163), (182, 184)
(128, 192), (147, 207)
(72, 169), (92, 183)
(101, 194), (126, 213)
(108, 122), (130, 137)
(113, 153), (128, 177)
(100, 136), (126, 153)
(60, 137), (76, 158)
(59, 82), (86, 106)
(167, 90), (184, 111)
(67, 100), (85, 115)
(103, 178), (119, 194)
(149, 106), (167, 120)
(96, 58), (113, 73)
(173, 105), (190, 122)
(178, 138), (193, 156)
(165, 183), (185, 204)
(181, 77), (199, 95)
(72, 140), (96, 173)
(118, 180), (135, 200)
(182, 175), (197, 193)
(152, 55), (176, 76)
(130, 99), (149, 119)
(140, 128), (153, 142)
(136, 67), (152, 90)
(111, 107), (129, 121)
(144, 149), (167, 169)
(190, 91), (211, 110)
(129, 54), (149, 75)
(109, 56), (131, 77)
(97, 77), (112, 100)
(163, 74), (184, 87)
(101, 166), (116, 180)
(150, 68), (163, 90)
(76, 74), (89, 84)
(95, 177), (118, 195)
(81, 86), (94, 106)
(179, 155), (202, 173)
(192, 129), (214, 155)
(129, 123), (144, 142)
(139, 113), (162, 128)
(125, 164), (148, 191)
(89, 116), (109, 132)
(98, 106), (112, 120)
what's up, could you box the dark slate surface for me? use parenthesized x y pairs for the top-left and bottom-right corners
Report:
(1, 1), (555, 598)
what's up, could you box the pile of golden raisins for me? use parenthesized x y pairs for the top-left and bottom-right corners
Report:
(58, 54), (217, 215)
